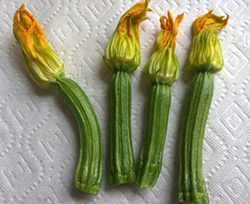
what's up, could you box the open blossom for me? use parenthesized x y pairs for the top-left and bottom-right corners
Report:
(104, 0), (151, 73)
(143, 11), (184, 85)
(187, 10), (229, 74)
(13, 4), (64, 88)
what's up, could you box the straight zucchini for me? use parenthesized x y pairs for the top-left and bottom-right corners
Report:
(137, 84), (171, 187)
(178, 72), (213, 203)
(109, 71), (135, 185)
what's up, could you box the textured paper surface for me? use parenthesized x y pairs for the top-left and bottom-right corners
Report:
(1, 0), (250, 203)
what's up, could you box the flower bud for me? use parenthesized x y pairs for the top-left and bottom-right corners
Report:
(13, 4), (64, 88)
(104, 0), (151, 73)
(143, 12), (184, 86)
(187, 10), (229, 74)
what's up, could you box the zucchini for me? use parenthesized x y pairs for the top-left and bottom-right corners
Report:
(178, 11), (229, 203)
(137, 84), (171, 188)
(108, 71), (135, 185)
(103, 0), (151, 186)
(137, 12), (184, 188)
(13, 4), (103, 195)
(56, 77), (103, 195)
(178, 72), (213, 204)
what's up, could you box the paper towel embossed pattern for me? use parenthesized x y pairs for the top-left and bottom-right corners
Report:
(1, 0), (250, 203)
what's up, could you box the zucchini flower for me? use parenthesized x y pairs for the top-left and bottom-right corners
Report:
(104, 0), (151, 73)
(104, 0), (151, 186)
(13, 4), (103, 195)
(13, 4), (64, 88)
(143, 11), (184, 86)
(178, 11), (229, 204)
(187, 10), (229, 74)
(137, 12), (183, 188)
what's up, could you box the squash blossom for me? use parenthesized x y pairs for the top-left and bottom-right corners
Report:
(104, 0), (151, 186)
(187, 10), (229, 74)
(137, 11), (183, 188)
(13, 4), (103, 195)
(143, 11), (184, 85)
(104, 0), (152, 73)
(13, 4), (64, 88)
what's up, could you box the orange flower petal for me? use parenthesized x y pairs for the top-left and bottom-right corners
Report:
(194, 10), (229, 35)
(156, 12), (184, 52)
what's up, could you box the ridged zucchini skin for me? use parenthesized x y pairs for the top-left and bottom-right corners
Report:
(109, 71), (136, 185)
(56, 77), (103, 195)
(178, 72), (214, 204)
(136, 84), (171, 188)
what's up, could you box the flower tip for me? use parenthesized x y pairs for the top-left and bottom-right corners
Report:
(20, 4), (25, 11)
(219, 13), (229, 31)
(147, 8), (153, 12)
(18, 4), (34, 30)
(176, 13), (184, 25)
(159, 16), (167, 29)
(208, 9), (213, 14)
(167, 11), (174, 21)
(19, 4), (26, 15)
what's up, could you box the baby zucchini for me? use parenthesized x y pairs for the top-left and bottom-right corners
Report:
(104, 0), (151, 185)
(109, 71), (135, 185)
(178, 72), (213, 203)
(178, 11), (229, 204)
(56, 77), (103, 195)
(13, 5), (103, 195)
(137, 84), (171, 187)
(137, 12), (184, 188)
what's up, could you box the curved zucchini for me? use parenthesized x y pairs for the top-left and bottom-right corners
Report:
(109, 71), (135, 185)
(137, 84), (171, 188)
(56, 77), (103, 195)
(178, 72), (214, 204)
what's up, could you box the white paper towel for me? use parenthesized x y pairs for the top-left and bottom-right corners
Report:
(1, 0), (250, 203)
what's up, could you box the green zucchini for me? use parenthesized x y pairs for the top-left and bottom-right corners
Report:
(56, 77), (103, 195)
(103, 0), (151, 186)
(109, 71), (135, 185)
(178, 72), (213, 204)
(136, 12), (183, 188)
(137, 84), (171, 188)
(178, 11), (229, 204)
(13, 4), (103, 195)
